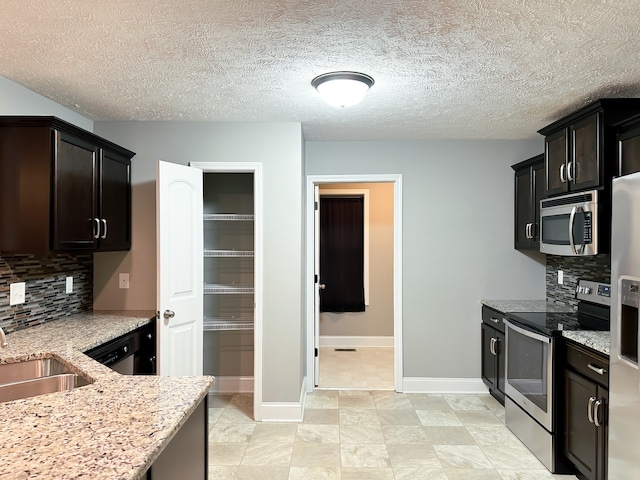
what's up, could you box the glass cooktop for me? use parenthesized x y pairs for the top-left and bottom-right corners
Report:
(505, 311), (581, 336)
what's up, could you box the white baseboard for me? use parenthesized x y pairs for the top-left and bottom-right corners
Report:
(260, 376), (306, 422)
(208, 376), (254, 394)
(402, 377), (489, 394)
(319, 335), (394, 347)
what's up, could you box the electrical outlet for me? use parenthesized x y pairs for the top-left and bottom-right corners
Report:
(119, 273), (130, 289)
(9, 282), (26, 306)
(66, 276), (73, 294)
(558, 270), (564, 285)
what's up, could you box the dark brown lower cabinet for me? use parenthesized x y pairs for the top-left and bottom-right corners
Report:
(146, 395), (208, 479)
(481, 307), (505, 404)
(564, 342), (609, 480)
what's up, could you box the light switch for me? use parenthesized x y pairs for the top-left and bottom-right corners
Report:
(66, 276), (73, 294)
(9, 282), (26, 306)
(119, 273), (130, 289)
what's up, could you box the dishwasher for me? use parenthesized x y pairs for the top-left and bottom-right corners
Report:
(85, 319), (157, 375)
(86, 333), (136, 375)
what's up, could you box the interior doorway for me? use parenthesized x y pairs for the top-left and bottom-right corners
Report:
(305, 174), (403, 393)
(317, 184), (393, 390)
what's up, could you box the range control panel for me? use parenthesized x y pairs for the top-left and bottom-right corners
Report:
(576, 279), (611, 306)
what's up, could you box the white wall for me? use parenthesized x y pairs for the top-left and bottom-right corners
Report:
(93, 121), (305, 403)
(0, 76), (93, 130)
(306, 140), (546, 380)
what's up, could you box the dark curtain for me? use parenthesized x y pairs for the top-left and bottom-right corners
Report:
(319, 196), (365, 312)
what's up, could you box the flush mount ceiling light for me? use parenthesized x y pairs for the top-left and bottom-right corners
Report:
(311, 71), (375, 108)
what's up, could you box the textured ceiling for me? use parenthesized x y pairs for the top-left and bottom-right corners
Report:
(2, 0), (640, 141)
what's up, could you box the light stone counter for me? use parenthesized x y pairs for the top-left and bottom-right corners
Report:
(481, 299), (574, 314)
(562, 330), (610, 356)
(0, 311), (215, 480)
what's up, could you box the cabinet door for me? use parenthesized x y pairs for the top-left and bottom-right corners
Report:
(545, 129), (569, 196)
(98, 148), (131, 250)
(619, 126), (640, 177)
(571, 113), (600, 191)
(481, 323), (496, 391)
(596, 388), (608, 480)
(495, 329), (505, 398)
(532, 161), (545, 242)
(52, 130), (99, 250)
(565, 370), (598, 480)
(514, 167), (533, 249)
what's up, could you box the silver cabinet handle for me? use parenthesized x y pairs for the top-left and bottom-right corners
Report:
(163, 310), (175, 319)
(525, 223), (531, 239)
(93, 218), (100, 239)
(560, 164), (566, 183)
(594, 400), (602, 427)
(489, 337), (495, 355)
(587, 363), (606, 375)
(493, 337), (499, 355)
(489, 317), (500, 324)
(588, 396), (596, 423)
(100, 219), (108, 239)
(567, 161), (574, 182)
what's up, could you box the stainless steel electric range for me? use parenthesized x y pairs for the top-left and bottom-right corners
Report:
(503, 280), (610, 473)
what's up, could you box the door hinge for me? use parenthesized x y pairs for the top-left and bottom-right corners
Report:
(314, 201), (318, 210)
(315, 348), (318, 357)
(314, 274), (318, 283)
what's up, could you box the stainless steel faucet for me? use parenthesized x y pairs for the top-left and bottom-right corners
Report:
(0, 327), (7, 349)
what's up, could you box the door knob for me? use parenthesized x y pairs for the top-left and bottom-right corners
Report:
(319, 284), (326, 290)
(163, 310), (175, 319)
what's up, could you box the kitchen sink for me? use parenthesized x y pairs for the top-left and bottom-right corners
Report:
(0, 358), (92, 403)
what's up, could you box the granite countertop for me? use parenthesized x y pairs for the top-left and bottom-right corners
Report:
(563, 330), (610, 356)
(481, 299), (574, 314)
(482, 299), (610, 356)
(0, 311), (215, 480)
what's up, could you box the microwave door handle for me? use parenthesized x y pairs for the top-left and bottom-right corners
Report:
(574, 206), (585, 254)
(569, 206), (578, 254)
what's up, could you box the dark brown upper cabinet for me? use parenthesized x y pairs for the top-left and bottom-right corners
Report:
(0, 116), (134, 254)
(512, 154), (544, 250)
(539, 99), (640, 197)
(616, 114), (640, 178)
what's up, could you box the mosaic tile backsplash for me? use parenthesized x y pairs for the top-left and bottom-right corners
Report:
(546, 254), (611, 310)
(0, 253), (92, 333)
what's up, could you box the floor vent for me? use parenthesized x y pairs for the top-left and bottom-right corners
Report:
(334, 348), (357, 352)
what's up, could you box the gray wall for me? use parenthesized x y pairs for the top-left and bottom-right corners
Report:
(319, 182), (394, 338)
(306, 140), (546, 379)
(93, 121), (305, 403)
(0, 76), (93, 130)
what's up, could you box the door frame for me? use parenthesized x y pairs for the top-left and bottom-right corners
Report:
(191, 161), (263, 421)
(305, 174), (403, 392)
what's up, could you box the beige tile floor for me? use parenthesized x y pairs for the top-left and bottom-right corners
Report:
(207, 390), (580, 480)
(318, 346), (395, 389)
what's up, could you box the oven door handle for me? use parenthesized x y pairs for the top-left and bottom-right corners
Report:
(504, 319), (552, 344)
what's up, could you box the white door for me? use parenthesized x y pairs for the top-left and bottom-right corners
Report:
(314, 185), (321, 386)
(157, 161), (203, 376)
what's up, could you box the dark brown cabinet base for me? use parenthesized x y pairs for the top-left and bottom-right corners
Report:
(145, 395), (208, 479)
(481, 306), (505, 404)
(563, 340), (609, 480)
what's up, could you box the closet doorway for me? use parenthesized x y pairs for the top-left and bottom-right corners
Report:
(305, 174), (403, 393)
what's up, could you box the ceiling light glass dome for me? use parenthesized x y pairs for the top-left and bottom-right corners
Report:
(311, 71), (375, 108)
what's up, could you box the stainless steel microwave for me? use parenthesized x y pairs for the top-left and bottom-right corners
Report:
(539, 189), (600, 256)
